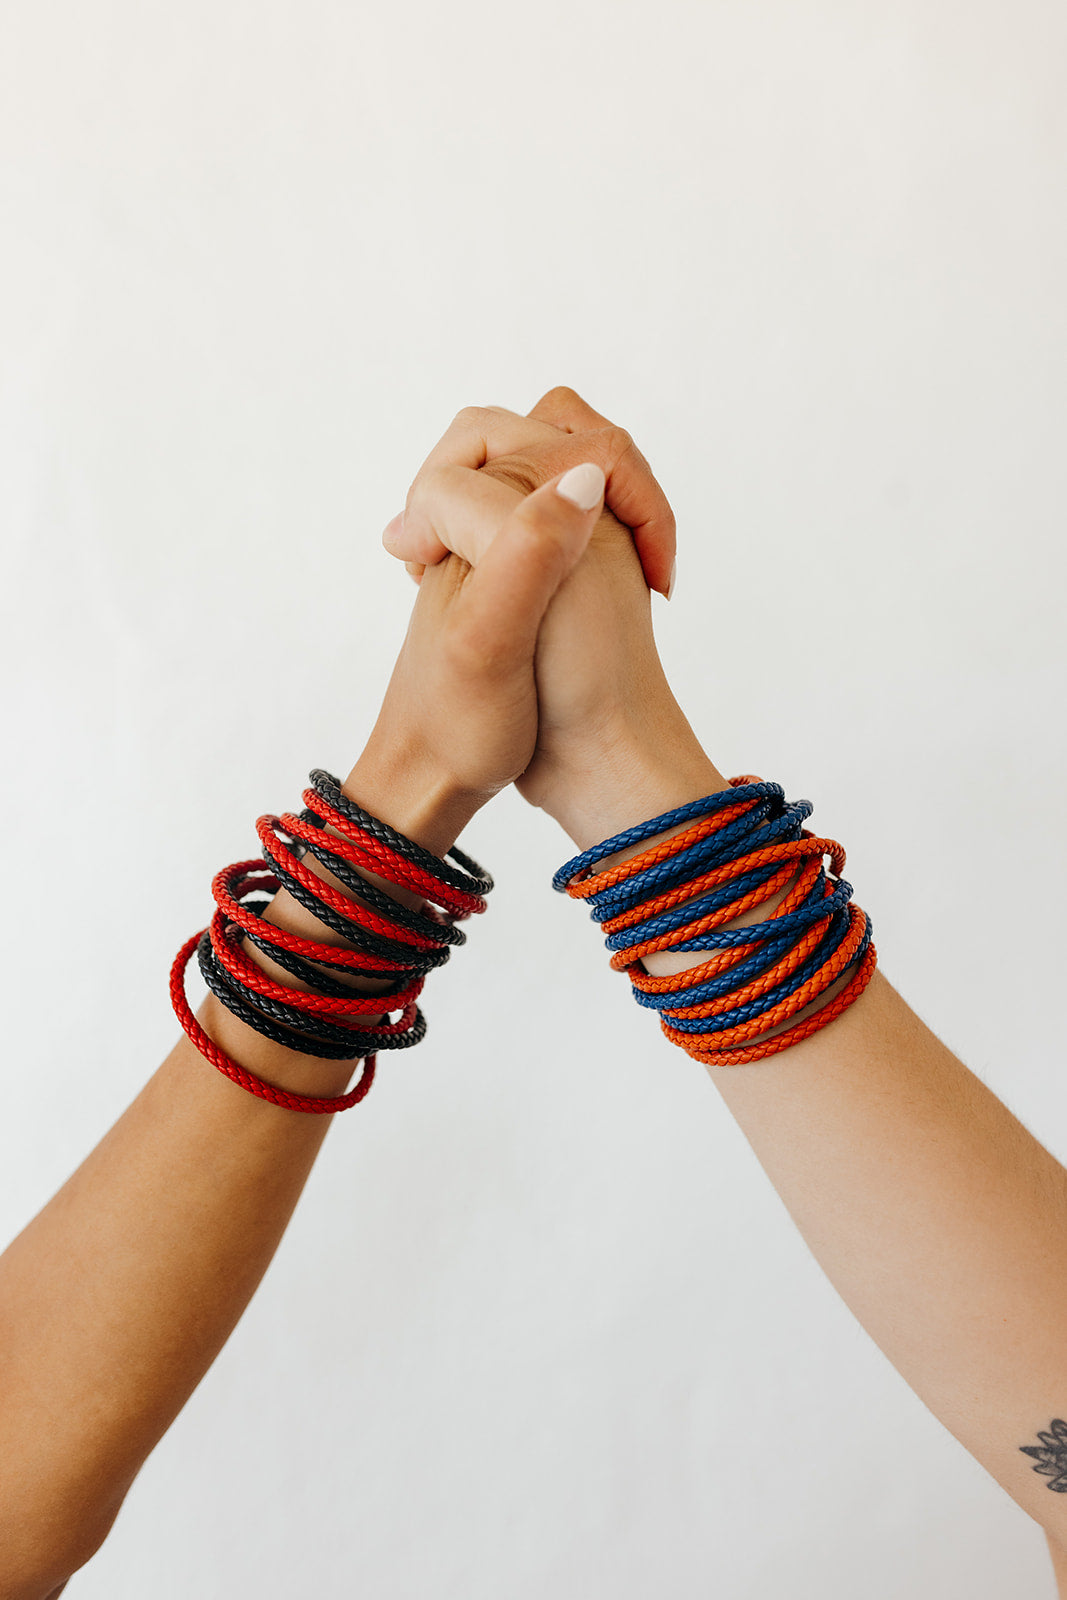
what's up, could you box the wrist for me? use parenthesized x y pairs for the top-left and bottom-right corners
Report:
(254, 734), (485, 971)
(342, 733), (487, 861)
(194, 738), (486, 1098)
(529, 720), (732, 857)
(547, 745), (863, 1055)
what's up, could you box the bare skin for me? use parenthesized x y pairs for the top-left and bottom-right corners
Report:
(389, 388), (1067, 1590)
(0, 460), (601, 1598)
(1, 388), (1064, 1595)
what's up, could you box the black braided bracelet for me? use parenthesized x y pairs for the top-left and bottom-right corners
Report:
(197, 930), (428, 1058)
(292, 807), (467, 948)
(172, 769), (496, 1113)
(257, 825), (452, 972)
(307, 769), (495, 898)
(202, 923), (424, 1050)
(238, 907), (421, 1000)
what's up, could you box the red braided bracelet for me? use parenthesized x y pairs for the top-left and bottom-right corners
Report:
(255, 815), (443, 952)
(212, 863), (417, 977)
(170, 931), (376, 1113)
(301, 786), (487, 917)
(208, 910), (424, 1027)
(172, 777), (492, 1112)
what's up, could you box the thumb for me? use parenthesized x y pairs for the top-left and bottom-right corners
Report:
(452, 462), (605, 659)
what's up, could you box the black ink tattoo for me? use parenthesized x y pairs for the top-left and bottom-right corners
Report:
(1020, 1419), (1067, 1492)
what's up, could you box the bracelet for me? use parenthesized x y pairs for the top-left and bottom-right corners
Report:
(309, 770), (494, 900)
(196, 927), (427, 1056)
(550, 781), (785, 889)
(255, 814), (452, 970)
(197, 864), (431, 1058)
(286, 808), (467, 947)
(301, 787), (487, 920)
(554, 776), (877, 1066)
(211, 863), (425, 981)
(170, 773), (492, 1112)
(574, 799), (813, 919)
(170, 932), (377, 1113)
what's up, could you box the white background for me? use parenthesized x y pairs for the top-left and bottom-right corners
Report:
(2, 2), (1066, 1595)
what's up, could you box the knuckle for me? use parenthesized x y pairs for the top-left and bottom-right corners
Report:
(599, 423), (636, 465)
(404, 474), (427, 515)
(408, 464), (441, 504)
(540, 384), (582, 410)
(452, 403), (498, 430)
(406, 461), (457, 511)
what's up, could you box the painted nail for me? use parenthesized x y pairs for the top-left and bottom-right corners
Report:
(556, 462), (606, 511)
(666, 558), (677, 601)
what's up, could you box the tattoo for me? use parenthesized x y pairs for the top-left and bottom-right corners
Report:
(1020, 1419), (1067, 1491)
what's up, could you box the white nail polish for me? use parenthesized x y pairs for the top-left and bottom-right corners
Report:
(666, 558), (677, 601)
(556, 462), (605, 511)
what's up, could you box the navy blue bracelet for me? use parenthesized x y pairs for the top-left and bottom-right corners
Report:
(675, 918), (873, 1036)
(554, 775), (877, 1066)
(651, 914), (871, 1033)
(551, 781), (786, 893)
(608, 873), (855, 956)
(584, 798), (813, 921)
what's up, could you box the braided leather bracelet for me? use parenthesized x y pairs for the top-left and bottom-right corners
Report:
(171, 773), (491, 1112)
(555, 777), (877, 1066)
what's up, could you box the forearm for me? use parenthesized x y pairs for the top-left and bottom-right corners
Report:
(0, 743), (477, 1598)
(548, 735), (1067, 1545)
(704, 971), (1067, 1530)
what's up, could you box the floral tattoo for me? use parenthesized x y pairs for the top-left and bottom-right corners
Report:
(1020, 1419), (1067, 1492)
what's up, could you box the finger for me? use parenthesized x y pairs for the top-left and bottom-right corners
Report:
(383, 394), (678, 600)
(405, 561), (426, 586)
(526, 386), (677, 600)
(526, 384), (610, 433)
(386, 427), (675, 599)
(385, 405), (567, 567)
(451, 463), (605, 666)
(391, 431), (646, 574)
(392, 465), (526, 569)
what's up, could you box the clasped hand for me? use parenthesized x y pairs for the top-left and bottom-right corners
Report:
(353, 386), (722, 859)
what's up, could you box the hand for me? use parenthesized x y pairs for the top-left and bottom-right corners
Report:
(384, 389), (677, 601)
(350, 454), (609, 858)
(381, 389), (727, 848)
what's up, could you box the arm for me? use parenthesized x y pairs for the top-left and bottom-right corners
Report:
(0, 464), (603, 1599)
(0, 757), (475, 1599)
(386, 388), (1067, 1572)
(548, 742), (1067, 1553)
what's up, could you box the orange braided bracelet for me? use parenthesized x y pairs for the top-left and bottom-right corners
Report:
(553, 777), (877, 1066)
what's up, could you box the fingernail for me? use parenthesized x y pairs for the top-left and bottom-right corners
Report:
(666, 558), (677, 601)
(382, 512), (406, 550)
(556, 462), (605, 511)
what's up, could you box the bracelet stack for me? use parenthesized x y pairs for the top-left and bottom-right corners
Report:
(171, 768), (492, 1113)
(553, 776), (877, 1066)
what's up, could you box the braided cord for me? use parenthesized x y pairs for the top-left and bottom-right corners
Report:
(170, 933), (376, 1113)
(171, 774), (492, 1112)
(556, 776), (876, 1066)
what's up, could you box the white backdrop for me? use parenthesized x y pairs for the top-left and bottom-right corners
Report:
(2, 2), (1066, 1595)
